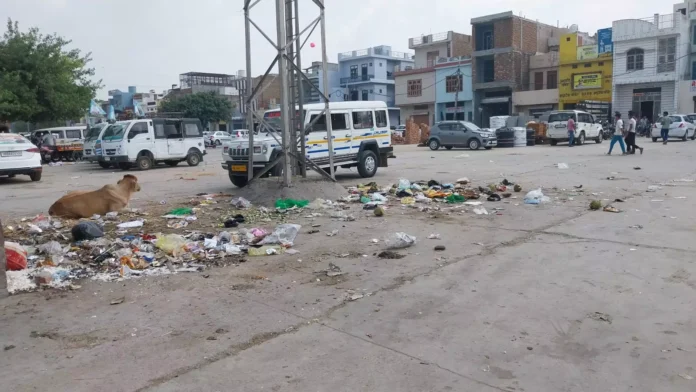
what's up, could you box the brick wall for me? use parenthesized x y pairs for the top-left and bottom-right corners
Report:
(451, 33), (473, 57)
(511, 18), (539, 53)
(494, 19), (513, 48)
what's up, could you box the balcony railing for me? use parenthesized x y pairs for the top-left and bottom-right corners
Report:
(410, 31), (451, 47)
(639, 13), (676, 30)
(338, 47), (413, 60)
(340, 74), (374, 84)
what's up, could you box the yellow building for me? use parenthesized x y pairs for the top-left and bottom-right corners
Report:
(558, 32), (612, 115)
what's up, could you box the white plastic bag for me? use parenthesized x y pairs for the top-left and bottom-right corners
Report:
(259, 224), (301, 246)
(231, 197), (252, 209)
(398, 179), (411, 190)
(524, 188), (550, 205)
(385, 232), (416, 249)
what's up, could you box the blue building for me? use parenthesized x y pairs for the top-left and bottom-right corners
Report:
(302, 61), (343, 103)
(108, 86), (137, 113)
(337, 45), (414, 110)
(434, 57), (474, 122)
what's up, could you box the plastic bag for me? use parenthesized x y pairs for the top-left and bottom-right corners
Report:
(371, 193), (387, 202)
(231, 197), (252, 209)
(446, 194), (465, 204)
(38, 241), (65, 256)
(117, 220), (144, 229)
(5, 242), (27, 271)
(155, 234), (188, 256)
(275, 199), (309, 210)
(223, 244), (242, 255)
(384, 232), (416, 249)
(167, 207), (193, 216)
(306, 198), (328, 210)
(398, 179), (411, 191)
(72, 222), (104, 241)
(524, 188), (550, 205)
(259, 224), (301, 246)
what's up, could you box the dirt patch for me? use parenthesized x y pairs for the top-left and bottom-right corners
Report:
(378, 251), (405, 259)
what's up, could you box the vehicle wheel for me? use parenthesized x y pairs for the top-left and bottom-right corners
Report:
(165, 160), (179, 167)
(683, 132), (688, 141)
(445, 146), (453, 150)
(595, 132), (603, 144)
(98, 162), (111, 169)
(137, 155), (152, 171)
(215, 139), (222, 146)
(550, 139), (558, 146)
(652, 137), (658, 142)
(576, 132), (585, 145)
(357, 150), (378, 178)
(186, 152), (201, 167)
(29, 171), (41, 182)
(428, 139), (440, 150)
(229, 173), (248, 188)
(484, 146), (492, 150)
(468, 138), (480, 150)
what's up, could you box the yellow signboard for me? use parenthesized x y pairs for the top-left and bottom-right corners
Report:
(577, 45), (598, 60)
(573, 73), (602, 90)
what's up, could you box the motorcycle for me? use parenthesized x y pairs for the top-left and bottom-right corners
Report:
(601, 121), (615, 140)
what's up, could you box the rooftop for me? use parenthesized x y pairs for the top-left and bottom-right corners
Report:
(338, 46), (413, 61)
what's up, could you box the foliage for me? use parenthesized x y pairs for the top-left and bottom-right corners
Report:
(159, 92), (234, 127)
(0, 19), (101, 123)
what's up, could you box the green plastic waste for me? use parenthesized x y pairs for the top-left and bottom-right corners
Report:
(446, 194), (466, 204)
(360, 196), (371, 204)
(167, 207), (194, 216)
(275, 199), (309, 209)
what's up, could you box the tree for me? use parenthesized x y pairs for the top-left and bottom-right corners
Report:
(159, 92), (234, 127)
(0, 19), (100, 123)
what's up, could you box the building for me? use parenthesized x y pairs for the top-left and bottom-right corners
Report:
(302, 61), (342, 104)
(108, 86), (138, 113)
(470, 11), (565, 126)
(395, 32), (472, 126)
(133, 91), (163, 115)
(557, 29), (614, 120)
(512, 51), (560, 117)
(677, 1), (696, 113)
(434, 57), (474, 122)
(612, 5), (690, 122)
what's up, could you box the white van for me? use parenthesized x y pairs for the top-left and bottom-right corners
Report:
(83, 123), (110, 167)
(546, 110), (603, 146)
(98, 118), (206, 170)
(222, 101), (393, 187)
(30, 126), (87, 161)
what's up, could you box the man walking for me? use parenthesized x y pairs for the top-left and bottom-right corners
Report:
(567, 114), (576, 147)
(625, 110), (643, 154)
(607, 112), (626, 155)
(660, 111), (672, 144)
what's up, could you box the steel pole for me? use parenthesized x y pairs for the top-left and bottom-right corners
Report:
(276, 0), (292, 185)
(294, 0), (307, 177)
(319, 4), (334, 179)
(0, 220), (7, 298)
(244, 4), (255, 182)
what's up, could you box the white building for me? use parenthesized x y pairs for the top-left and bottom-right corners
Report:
(612, 4), (690, 122)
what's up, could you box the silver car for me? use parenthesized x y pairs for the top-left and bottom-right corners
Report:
(428, 121), (497, 151)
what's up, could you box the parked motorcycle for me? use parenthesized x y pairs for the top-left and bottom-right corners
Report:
(601, 121), (615, 140)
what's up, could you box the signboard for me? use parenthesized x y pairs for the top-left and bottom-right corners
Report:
(577, 45), (598, 60)
(445, 107), (465, 113)
(690, 80), (696, 93)
(573, 73), (602, 90)
(597, 28), (613, 55)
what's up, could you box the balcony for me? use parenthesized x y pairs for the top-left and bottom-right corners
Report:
(338, 46), (413, 61)
(340, 74), (375, 86)
(409, 31), (452, 49)
(613, 13), (683, 41)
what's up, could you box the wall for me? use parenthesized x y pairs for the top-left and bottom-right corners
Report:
(512, 89), (559, 108)
(613, 81), (676, 119)
(677, 80), (696, 113)
(413, 42), (450, 68)
(451, 33), (473, 57)
(559, 32), (613, 107)
(395, 70), (437, 106)
(435, 63), (473, 103)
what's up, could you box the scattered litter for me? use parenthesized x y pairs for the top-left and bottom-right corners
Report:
(557, 163), (569, 169)
(464, 201), (483, 206)
(117, 220), (144, 229)
(378, 251), (405, 259)
(167, 220), (188, 229)
(434, 245), (446, 251)
(71, 222), (104, 241)
(427, 234), (440, 240)
(248, 245), (284, 256)
(614, 198), (625, 203)
(285, 249), (299, 255)
(259, 224), (301, 246)
(633, 167), (641, 170)
(589, 201), (602, 210)
(5, 242), (27, 271)
(326, 229), (339, 237)
(487, 194), (501, 202)
(473, 207), (488, 215)
(646, 185), (661, 192)
(167, 207), (193, 216)
(587, 312), (613, 324)
(231, 197), (252, 209)
(446, 194), (465, 204)
(603, 206), (621, 213)
(110, 297), (125, 305)
(275, 198), (309, 210)
(349, 294), (364, 301)
(674, 196), (687, 199)
(385, 232), (416, 249)
(678, 374), (693, 380)
(513, 184), (522, 192)
(673, 179), (694, 182)
(629, 225), (643, 229)
(650, 200), (664, 203)
(374, 206), (385, 217)
(523, 189), (550, 205)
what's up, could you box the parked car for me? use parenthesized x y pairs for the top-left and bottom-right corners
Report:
(0, 133), (42, 181)
(651, 114), (696, 142)
(393, 124), (406, 137)
(546, 110), (603, 145)
(209, 131), (232, 146)
(232, 129), (250, 139)
(427, 121), (497, 151)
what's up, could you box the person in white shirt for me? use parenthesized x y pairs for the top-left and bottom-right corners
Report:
(607, 112), (626, 155)
(625, 110), (643, 154)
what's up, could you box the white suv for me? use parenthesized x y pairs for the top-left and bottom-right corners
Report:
(546, 110), (603, 146)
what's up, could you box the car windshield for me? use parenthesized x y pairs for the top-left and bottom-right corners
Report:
(461, 121), (482, 132)
(548, 112), (575, 123)
(669, 116), (682, 123)
(102, 123), (128, 141)
(85, 126), (104, 142)
(686, 115), (696, 123)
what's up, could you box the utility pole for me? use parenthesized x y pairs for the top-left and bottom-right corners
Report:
(453, 67), (461, 121)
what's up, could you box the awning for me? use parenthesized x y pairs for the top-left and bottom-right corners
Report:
(481, 97), (510, 104)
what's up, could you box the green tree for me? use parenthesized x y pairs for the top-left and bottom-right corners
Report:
(159, 91), (234, 127)
(0, 19), (101, 123)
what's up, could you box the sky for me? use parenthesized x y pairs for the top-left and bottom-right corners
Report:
(3, 0), (666, 100)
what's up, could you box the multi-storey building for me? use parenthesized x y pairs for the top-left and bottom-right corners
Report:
(301, 61), (341, 104)
(395, 31), (472, 126)
(612, 5), (690, 122)
(512, 51), (560, 117)
(470, 11), (565, 127)
(434, 57), (473, 122)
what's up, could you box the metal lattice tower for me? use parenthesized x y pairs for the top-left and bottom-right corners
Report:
(243, 0), (335, 187)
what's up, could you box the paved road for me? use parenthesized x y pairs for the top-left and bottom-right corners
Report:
(2, 139), (696, 391)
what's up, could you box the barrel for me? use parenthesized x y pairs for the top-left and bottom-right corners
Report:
(513, 128), (527, 147)
(526, 129), (535, 146)
(496, 129), (515, 148)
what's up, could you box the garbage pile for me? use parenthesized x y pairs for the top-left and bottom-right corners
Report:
(2, 195), (311, 294)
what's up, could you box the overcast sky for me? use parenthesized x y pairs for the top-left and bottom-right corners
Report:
(3, 0), (667, 99)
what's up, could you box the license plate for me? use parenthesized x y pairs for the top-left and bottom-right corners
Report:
(1, 151), (22, 157)
(231, 164), (246, 172)
(105, 157), (111, 161)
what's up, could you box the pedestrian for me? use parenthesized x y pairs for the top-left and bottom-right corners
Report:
(607, 112), (626, 155)
(625, 110), (643, 154)
(567, 114), (576, 147)
(660, 111), (672, 144)
(639, 116), (648, 137)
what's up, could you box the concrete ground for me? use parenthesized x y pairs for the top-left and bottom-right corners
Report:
(1, 139), (695, 391)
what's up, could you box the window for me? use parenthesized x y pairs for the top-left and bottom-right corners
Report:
(584, 63), (591, 68)
(352, 111), (374, 129)
(658, 37), (677, 72)
(379, 62), (383, 67)
(65, 129), (82, 139)
(483, 31), (493, 50)
(693, 26), (696, 45)
(369, 63), (373, 66)
(375, 110), (388, 128)
(627, 48), (644, 71)
(426, 51), (439, 67)
(572, 64), (578, 69)
(547, 70), (558, 89)
(164, 122), (182, 138)
(155, 124), (166, 139)
(308, 113), (349, 132)
(362, 90), (368, 101)
(128, 122), (149, 139)
(407, 79), (422, 97)
(185, 123), (201, 137)
(437, 123), (453, 131)
(350, 65), (358, 78)
(379, 89), (383, 93)
(446, 75), (463, 93)
(534, 72), (544, 90)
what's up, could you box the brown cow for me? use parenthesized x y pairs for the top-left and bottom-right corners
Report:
(48, 175), (141, 219)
